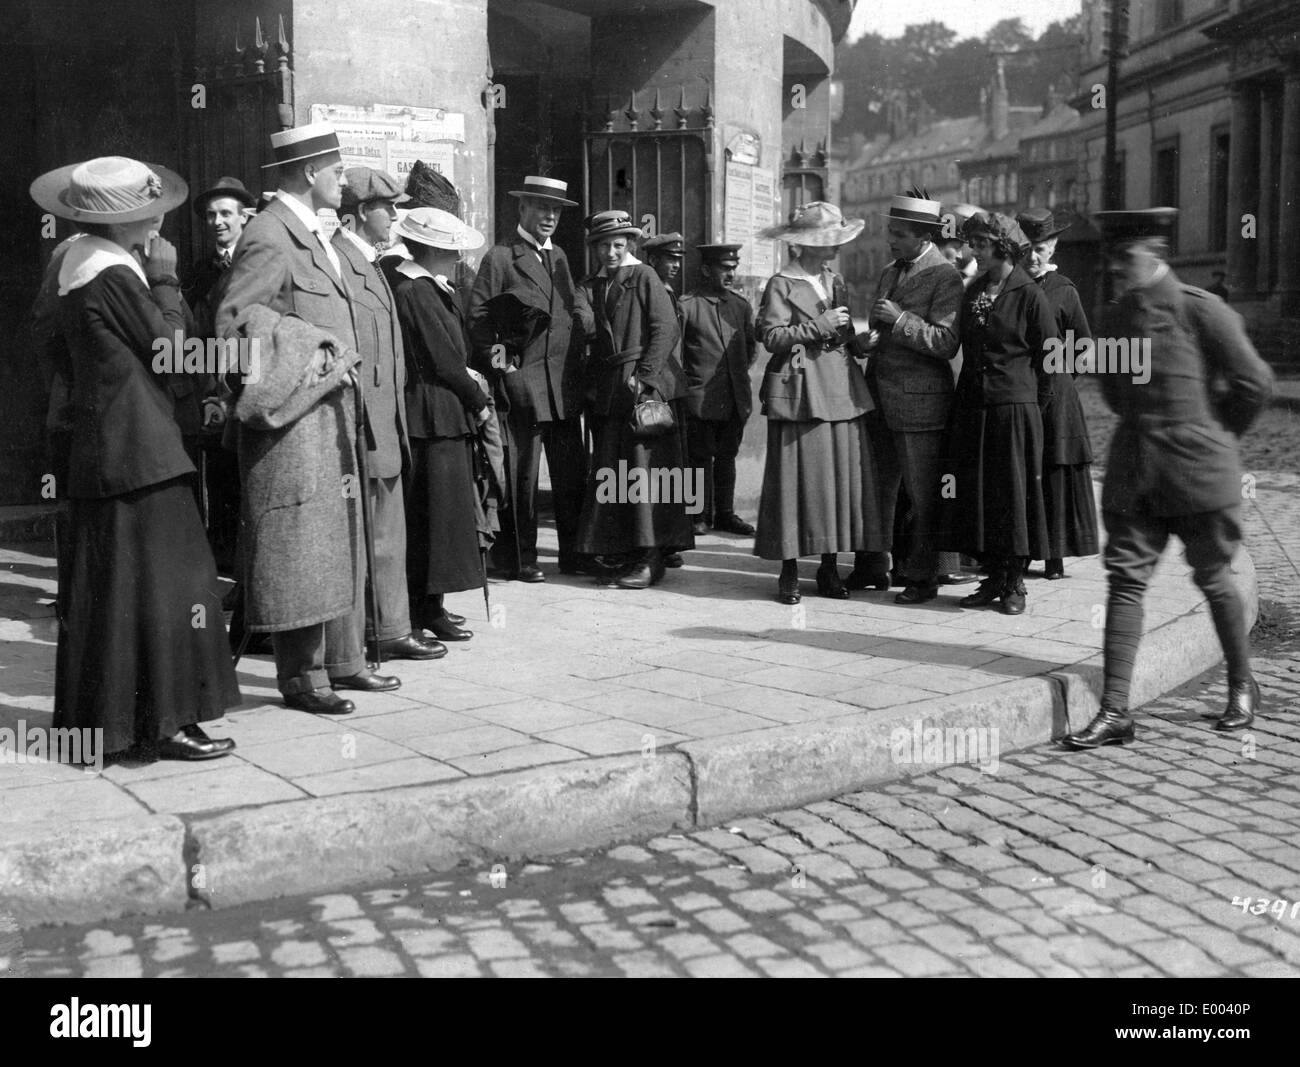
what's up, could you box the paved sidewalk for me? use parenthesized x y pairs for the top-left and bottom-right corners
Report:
(0, 485), (1261, 925)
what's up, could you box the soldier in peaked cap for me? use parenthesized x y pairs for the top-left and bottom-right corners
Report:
(1062, 208), (1275, 749)
(680, 243), (758, 537)
(467, 175), (592, 582)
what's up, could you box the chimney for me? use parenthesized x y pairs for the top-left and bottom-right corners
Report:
(992, 56), (1009, 141)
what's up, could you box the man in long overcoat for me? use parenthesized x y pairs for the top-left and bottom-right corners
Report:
(1063, 208), (1275, 748)
(217, 123), (399, 715)
(467, 175), (591, 581)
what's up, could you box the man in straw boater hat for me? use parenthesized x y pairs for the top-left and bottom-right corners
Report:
(1062, 208), (1274, 749)
(853, 187), (964, 605)
(680, 243), (758, 539)
(468, 175), (592, 582)
(333, 167), (449, 659)
(217, 122), (400, 716)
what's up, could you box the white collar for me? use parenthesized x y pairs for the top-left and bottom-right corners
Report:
(277, 190), (325, 235)
(1029, 262), (1059, 279)
(339, 225), (377, 262)
(381, 239), (414, 263)
(597, 252), (641, 278)
(1134, 262), (1170, 291)
(779, 261), (831, 282)
(517, 225), (553, 252)
(57, 234), (149, 295)
(396, 258), (455, 294)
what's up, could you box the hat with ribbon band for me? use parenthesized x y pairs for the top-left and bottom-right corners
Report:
(393, 206), (484, 251)
(263, 122), (343, 170)
(31, 156), (189, 224)
(509, 175), (579, 207)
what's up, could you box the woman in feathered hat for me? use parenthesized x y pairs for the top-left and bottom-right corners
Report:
(573, 209), (694, 587)
(943, 211), (1056, 616)
(752, 201), (885, 604)
(1016, 208), (1099, 579)
(30, 156), (241, 761)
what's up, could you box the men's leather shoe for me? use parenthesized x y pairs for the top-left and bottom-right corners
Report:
(961, 579), (1002, 608)
(517, 564), (545, 583)
(379, 632), (447, 660)
(331, 672), (401, 692)
(426, 615), (473, 642)
(1215, 678), (1260, 731)
(713, 512), (756, 536)
(895, 583), (939, 605)
(1000, 590), (1026, 615)
(285, 688), (355, 715)
(663, 552), (684, 568)
(158, 724), (236, 761)
(615, 561), (653, 589)
(443, 611), (466, 626)
(846, 568), (891, 591)
(1061, 707), (1135, 749)
(691, 520), (710, 536)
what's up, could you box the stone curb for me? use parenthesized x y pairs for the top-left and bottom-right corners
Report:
(0, 550), (1256, 928)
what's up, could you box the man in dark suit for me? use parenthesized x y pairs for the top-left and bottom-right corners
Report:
(217, 122), (399, 715)
(680, 243), (757, 537)
(855, 191), (964, 604)
(1063, 208), (1276, 748)
(468, 175), (591, 582)
(334, 167), (449, 657)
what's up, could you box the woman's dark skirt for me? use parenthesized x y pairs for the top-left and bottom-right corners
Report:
(53, 476), (241, 755)
(754, 415), (885, 560)
(1043, 462), (1099, 558)
(944, 401), (1050, 560)
(576, 404), (697, 555)
(406, 434), (483, 596)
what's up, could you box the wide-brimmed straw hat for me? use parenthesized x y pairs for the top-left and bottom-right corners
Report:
(509, 175), (579, 207)
(759, 201), (864, 247)
(393, 206), (484, 251)
(31, 156), (188, 224)
(584, 209), (643, 244)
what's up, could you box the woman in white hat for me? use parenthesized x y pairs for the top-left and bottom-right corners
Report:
(753, 202), (885, 604)
(574, 209), (694, 588)
(30, 156), (240, 761)
(385, 207), (492, 636)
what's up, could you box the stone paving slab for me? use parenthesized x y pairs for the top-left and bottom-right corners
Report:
(0, 489), (1261, 925)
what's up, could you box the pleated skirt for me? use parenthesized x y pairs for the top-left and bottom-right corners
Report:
(1043, 462), (1100, 558)
(54, 476), (241, 755)
(944, 402), (1050, 560)
(406, 434), (483, 596)
(754, 415), (886, 560)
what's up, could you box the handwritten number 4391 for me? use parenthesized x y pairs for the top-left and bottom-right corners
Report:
(1230, 896), (1300, 919)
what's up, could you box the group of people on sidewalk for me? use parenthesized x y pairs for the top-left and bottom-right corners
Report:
(28, 117), (1276, 770)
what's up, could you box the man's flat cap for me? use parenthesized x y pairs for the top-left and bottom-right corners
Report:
(341, 167), (408, 210)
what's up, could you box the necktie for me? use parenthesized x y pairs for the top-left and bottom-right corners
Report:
(539, 247), (552, 275)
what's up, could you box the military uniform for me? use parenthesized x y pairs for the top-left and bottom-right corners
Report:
(1065, 208), (1275, 748)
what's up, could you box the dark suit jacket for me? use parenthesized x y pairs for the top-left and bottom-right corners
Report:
(467, 234), (589, 422)
(680, 287), (756, 421)
(389, 264), (489, 440)
(333, 231), (410, 477)
(579, 261), (685, 416)
(866, 243), (962, 433)
(60, 265), (195, 498)
(957, 265), (1056, 408)
(1098, 267), (1275, 517)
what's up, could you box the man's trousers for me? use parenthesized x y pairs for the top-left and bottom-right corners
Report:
(862, 422), (946, 584)
(686, 413), (747, 522)
(495, 412), (587, 568)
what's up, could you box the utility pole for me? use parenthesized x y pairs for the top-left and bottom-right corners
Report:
(1103, 1), (1129, 210)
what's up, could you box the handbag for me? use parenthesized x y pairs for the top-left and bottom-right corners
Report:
(629, 396), (675, 438)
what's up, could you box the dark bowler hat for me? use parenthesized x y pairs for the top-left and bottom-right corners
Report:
(697, 243), (742, 267)
(192, 175), (256, 215)
(262, 122), (342, 170)
(508, 175), (579, 207)
(341, 166), (409, 210)
(643, 232), (685, 258)
(1016, 207), (1072, 243)
(583, 209), (642, 243)
(1094, 207), (1179, 245)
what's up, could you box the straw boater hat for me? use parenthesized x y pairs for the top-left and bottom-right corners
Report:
(1016, 207), (1073, 244)
(393, 206), (484, 251)
(262, 122), (343, 170)
(883, 192), (943, 228)
(31, 156), (189, 223)
(759, 201), (864, 246)
(584, 209), (643, 244)
(192, 175), (256, 215)
(509, 175), (579, 207)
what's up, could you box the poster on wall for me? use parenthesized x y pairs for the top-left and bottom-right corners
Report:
(309, 103), (464, 179)
(724, 159), (778, 280)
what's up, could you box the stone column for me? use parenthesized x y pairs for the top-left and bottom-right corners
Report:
(1276, 63), (1300, 317)
(1257, 84), (1279, 294)
(1225, 81), (1260, 298)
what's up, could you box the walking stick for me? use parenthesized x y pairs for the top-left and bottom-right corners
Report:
(352, 372), (384, 669)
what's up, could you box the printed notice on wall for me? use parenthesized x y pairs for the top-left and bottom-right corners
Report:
(309, 103), (464, 180)
(724, 160), (778, 279)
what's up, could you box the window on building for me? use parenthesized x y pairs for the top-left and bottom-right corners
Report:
(1155, 0), (1184, 33)
(1007, 173), (1017, 203)
(1027, 184), (1037, 208)
(1210, 127), (1229, 252)
(1152, 137), (1180, 247)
